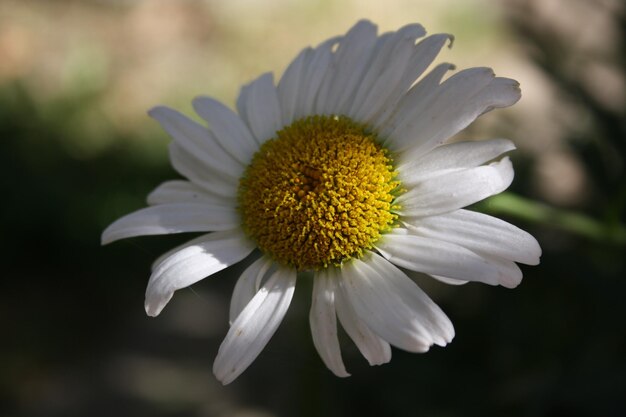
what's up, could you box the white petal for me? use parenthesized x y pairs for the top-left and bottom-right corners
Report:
(229, 256), (273, 324)
(403, 33), (452, 84)
(145, 229), (255, 317)
(401, 74), (521, 160)
(356, 33), (452, 124)
(350, 37), (414, 120)
(315, 20), (378, 115)
(277, 47), (311, 126)
(310, 269), (350, 377)
(407, 209), (541, 265)
(397, 157), (514, 218)
(147, 180), (235, 206)
(387, 67), (497, 155)
(148, 106), (243, 179)
(236, 73), (282, 143)
(192, 96), (258, 165)
(150, 233), (214, 272)
(213, 267), (296, 385)
(101, 203), (239, 244)
(349, 24), (427, 119)
(347, 31), (395, 111)
(430, 275), (469, 285)
(368, 253), (455, 344)
(292, 37), (338, 120)
(376, 62), (455, 135)
(402, 269), (469, 286)
(376, 230), (523, 288)
(168, 143), (238, 197)
(473, 77), (522, 116)
(340, 254), (454, 353)
(332, 267), (391, 366)
(398, 139), (515, 183)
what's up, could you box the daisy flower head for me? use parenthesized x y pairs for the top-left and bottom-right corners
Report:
(102, 20), (541, 385)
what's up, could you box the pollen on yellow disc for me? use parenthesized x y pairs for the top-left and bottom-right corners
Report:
(238, 115), (400, 270)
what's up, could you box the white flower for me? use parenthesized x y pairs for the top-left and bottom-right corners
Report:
(102, 20), (541, 385)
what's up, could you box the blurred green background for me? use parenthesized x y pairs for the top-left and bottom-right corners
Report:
(1, 0), (625, 416)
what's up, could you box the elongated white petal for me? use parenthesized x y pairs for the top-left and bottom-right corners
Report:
(406, 209), (541, 265)
(213, 267), (297, 385)
(347, 31), (397, 111)
(377, 62), (455, 134)
(376, 230), (522, 288)
(368, 254), (455, 344)
(147, 180), (235, 206)
(357, 33), (452, 124)
(150, 107), (243, 196)
(430, 275), (469, 285)
(101, 203), (239, 244)
(340, 259), (427, 352)
(400, 75), (521, 160)
(310, 269), (350, 377)
(349, 24), (428, 120)
(315, 20), (378, 115)
(473, 77), (522, 116)
(403, 33), (452, 84)
(192, 96), (258, 165)
(387, 67), (496, 154)
(292, 37), (338, 120)
(237, 73), (282, 143)
(340, 254), (454, 352)
(399, 139), (515, 182)
(351, 38), (414, 119)
(150, 233), (214, 272)
(332, 267), (391, 366)
(397, 157), (514, 218)
(229, 256), (274, 324)
(168, 143), (238, 197)
(148, 106), (243, 179)
(403, 269), (469, 286)
(277, 48), (311, 125)
(146, 229), (255, 317)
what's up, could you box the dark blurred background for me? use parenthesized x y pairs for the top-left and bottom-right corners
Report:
(1, 0), (625, 416)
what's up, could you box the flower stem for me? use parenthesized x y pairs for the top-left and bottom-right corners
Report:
(475, 192), (626, 245)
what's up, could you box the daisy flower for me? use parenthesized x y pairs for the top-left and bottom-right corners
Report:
(102, 20), (541, 385)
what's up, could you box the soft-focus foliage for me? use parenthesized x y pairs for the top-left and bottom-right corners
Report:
(1, 0), (624, 416)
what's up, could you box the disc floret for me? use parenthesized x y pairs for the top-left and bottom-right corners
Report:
(238, 115), (400, 270)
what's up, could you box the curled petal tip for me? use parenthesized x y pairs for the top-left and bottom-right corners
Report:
(446, 34), (455, 48)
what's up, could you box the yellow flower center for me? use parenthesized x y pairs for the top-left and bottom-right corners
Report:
(238, 115), (400, 270)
